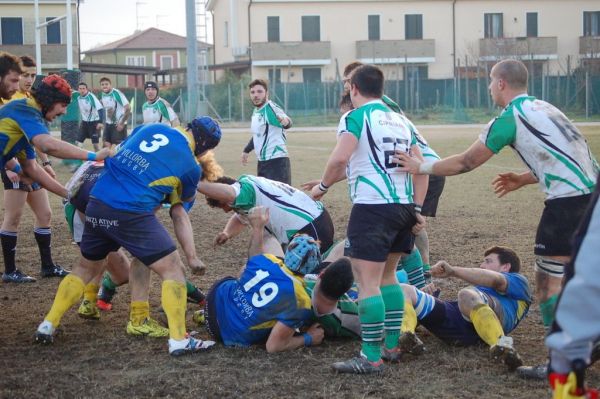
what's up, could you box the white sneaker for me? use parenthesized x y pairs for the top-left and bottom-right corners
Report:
(168, 336), (215, 356)
(35, 320), (55, 344)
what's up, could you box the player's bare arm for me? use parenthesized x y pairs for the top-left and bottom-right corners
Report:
(432, 261), (508, 292)
(266, 322), (324, 353)
(492, 171), (538, 198)
(197, 181), (237, 203)
(246, 206), (270, 259)
(310, 132), (357, 200)
(395, 140), (495, 176)
(214, 214), (247, 246)
(32, 134), (110, 161)
(21, 159), (68, 198)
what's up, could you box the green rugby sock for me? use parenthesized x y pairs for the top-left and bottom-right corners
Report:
(359, 295), (385, 362)
(102, 272), (118, 290)
(399, 248), (426, 289)
(381, 284), (404, 350)
(540, 294), (559, 329)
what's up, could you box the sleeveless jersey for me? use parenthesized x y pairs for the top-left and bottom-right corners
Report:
(250, 100), (290, 161)
(231, 175), (324, 244)
(338, 99), (417, 204)
(78, 92), (103, 122)
(215, 254), (312, 347)
(0, 98), (47, 165)
(480, 95), (598, 199)
(91, 124), (200, 213)
(100, 89), (129, 125)
(142, 97), (177, 125)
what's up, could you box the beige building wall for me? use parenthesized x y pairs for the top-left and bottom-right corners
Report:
(208, 0), (600, 83)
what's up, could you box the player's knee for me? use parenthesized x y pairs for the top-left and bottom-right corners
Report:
(34, 208), (52, 226)
(2, 210), (23, 230)
(457, 287), (484, 315)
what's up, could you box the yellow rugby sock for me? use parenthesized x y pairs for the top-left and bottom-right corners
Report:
(161, 280), (187, 340)
(470, 304), (504, 347)
(401, 300), (418, 334)
(46, 274), (85, 327)
(83, 283), (99, 302)
(130, 301), (150, 325)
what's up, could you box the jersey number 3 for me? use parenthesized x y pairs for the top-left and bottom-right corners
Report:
(140, 134), (169, 153)
(243, 269), (279, 308)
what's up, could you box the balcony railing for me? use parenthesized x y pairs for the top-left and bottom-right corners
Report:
(579, 36), (600, 57)
(251, 41), (331, 66)
(356, 39), (435, 63)
(479, 37), (557, 60)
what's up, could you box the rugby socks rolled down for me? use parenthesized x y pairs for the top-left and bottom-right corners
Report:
(161, 280), (187, 341)
(130, 301), (150, 325)
(470, 304), (504, 347)
(83, 283), (99, 302)
(34, 227), (54, 268)
(0, 230), (17, 274)
(380, 284), (404, 350)
(46, 274), (85, 327)
(540, 294), (559, 330)
(358, 295), (385, 362)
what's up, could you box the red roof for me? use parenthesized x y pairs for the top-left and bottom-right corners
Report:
(84, 27), (210, 54)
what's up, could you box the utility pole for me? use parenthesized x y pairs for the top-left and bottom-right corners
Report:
(186, 0), (198, 121)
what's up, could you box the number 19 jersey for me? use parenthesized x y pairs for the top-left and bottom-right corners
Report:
(339, 99), (417, 205)
(214, 254), (312, 347)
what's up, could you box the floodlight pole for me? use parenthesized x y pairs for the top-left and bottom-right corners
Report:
(186, 0), (199, 121)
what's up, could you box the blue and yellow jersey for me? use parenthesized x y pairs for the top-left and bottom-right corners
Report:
(91, 123), (200, 213)
(0, 98), (48, 167)
(215, 254), (313, 347)
(477, 273), (532, 333)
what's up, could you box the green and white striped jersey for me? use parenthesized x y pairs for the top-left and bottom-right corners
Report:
(250, 100), (291, 161)
(142, 97), (177, 126)
(231, 175), (324, 244)
(338, 99), (417, 205)
(479, 95), (598, 200)
(77, 92), (103, 122)
(304, 274), (360, 339)
(100, 89), (129, 125)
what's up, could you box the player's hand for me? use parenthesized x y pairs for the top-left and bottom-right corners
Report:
(94, 147), (111, 161)
(492, 172), (524, 198)
(43, 164), (56, 179)
(213, 232), (229, 247)
(188, 257), (207, 275)
(422, 282), (438, 296)
(300, 179), (320, 191)
(431, 261), (454, 278)
(393, 151), (422, 174)
(6, 170), (20, 183)
(241, 152), (249, 166)
(248, 206), (269, 229)
(412, 212), (426, 235)
(306, 323), (325, 346)
(310, 185), (326, 200)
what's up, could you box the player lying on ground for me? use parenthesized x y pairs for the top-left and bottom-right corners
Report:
(199, 174), (335, 256)
(311, 246), (531, 371)
(35, 117), (221, 356)
(200, 206), (353, 352)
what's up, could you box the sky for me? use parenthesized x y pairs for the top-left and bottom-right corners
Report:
(79, 0), (212, 52)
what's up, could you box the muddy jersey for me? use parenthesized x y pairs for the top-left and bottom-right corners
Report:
(78, 92), (103, 122)
(142, 97), (177, 126)
(214, 254), (312, 347)
(230, 175), (324, 244)
(479, 95), (598, 200)
(100, 89), (129, 125)
(338, 99), (417, 205)
(250, 100), (291, 161)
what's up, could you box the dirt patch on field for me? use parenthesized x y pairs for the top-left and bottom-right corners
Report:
(1, 126), (599, 398)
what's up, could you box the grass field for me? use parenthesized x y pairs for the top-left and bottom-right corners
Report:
(0, 124), (599, 398)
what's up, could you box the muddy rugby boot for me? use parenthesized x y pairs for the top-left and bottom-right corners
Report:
(490, 335), (523, 371)
(34, 321), (55, 344)
(169, 336), (215, 356)
(2, 269), (36, 283)
(127, 318), (169, 338)
(78, 299), (100, 320)
(332, 354), (384, 374)
(41, 264), (70, 278)
(517, 363), (548, 380)
(399, 331), (425, 355)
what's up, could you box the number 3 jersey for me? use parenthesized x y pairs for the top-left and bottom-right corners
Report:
(338, 99), (417, 205)
(214, 254), (313, 347)
(91, 124), (201, 213)
(480, 95), (598, 200)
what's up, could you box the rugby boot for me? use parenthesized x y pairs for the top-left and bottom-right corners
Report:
(96, 285), (116, 311)
(127, 318), (169, 338)
(2, 269), (36, 283)
(41, 264), (70, 278)
(78, 299), (100, 320)
(169, 336), (215, 356)
(399, 331), (425, 355)
(517, 363), (548, 380)
(34, 321), (55, 344)
(332, 354), (384, 374)
(381, 347), (403, 363)
(490, 335), (523, 371)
